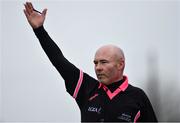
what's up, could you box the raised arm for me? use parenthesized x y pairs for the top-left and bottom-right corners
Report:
(23, 2), (81, 97)
(23, 2), (47, 29)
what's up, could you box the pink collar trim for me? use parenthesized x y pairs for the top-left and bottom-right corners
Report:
(99, 75), (129, 100)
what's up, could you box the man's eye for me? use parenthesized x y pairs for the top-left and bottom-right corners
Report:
(101, 61), (108, 64)
(94, 61), (98, 65)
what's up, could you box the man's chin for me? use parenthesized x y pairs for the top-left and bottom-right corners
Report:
(98, 79), (104, 83)
(98, 79), (111, 85)
(98, 79), (106, 84)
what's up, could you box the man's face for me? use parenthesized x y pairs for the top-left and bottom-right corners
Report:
(94, 49), (121, 85)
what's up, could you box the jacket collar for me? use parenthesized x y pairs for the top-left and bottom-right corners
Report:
(98, 75), (129, 100)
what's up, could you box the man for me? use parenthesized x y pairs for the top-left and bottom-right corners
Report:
(24, 2), (157, 122)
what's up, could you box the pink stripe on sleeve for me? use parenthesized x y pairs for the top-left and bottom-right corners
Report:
(73, 70), (84, 99)
(134, 110), (140, 123)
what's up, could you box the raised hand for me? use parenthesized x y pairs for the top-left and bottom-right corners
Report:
(23, 2), (47, 29)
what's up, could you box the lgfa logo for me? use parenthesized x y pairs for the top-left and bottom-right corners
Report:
(88, 106), (101, 114)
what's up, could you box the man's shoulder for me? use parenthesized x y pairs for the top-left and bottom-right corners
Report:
(126, 84), (147, 98)
(127, 84), (144, 92)
(83, 72), (98, 82)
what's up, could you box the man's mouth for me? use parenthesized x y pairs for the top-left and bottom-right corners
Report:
(97, 74), (105, 78)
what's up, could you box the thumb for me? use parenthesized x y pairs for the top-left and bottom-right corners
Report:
(42, 8), (47, 17)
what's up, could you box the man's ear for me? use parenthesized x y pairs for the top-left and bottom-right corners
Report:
(117, 59), (125, 70)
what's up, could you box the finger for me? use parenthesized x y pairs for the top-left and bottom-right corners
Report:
(23, 9), (30, 20)
(24, 3), (30, 16)
(29, 2), (34, 11)
(26, 2), (33, 13)
(42, 8), (47, 17)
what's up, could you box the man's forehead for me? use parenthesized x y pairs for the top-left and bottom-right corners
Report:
(94, 50), (114, 61)
(95, 44), (125, 60)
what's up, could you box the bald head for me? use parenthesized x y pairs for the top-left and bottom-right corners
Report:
(95, 44), (125, 62)
(94, 44), (125, 85)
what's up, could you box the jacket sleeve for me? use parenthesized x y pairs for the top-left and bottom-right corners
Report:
(33, 26), (99, 108)
(33, 26), (80, 96)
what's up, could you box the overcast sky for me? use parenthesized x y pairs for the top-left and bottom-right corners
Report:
(0, 0), (180, 122)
